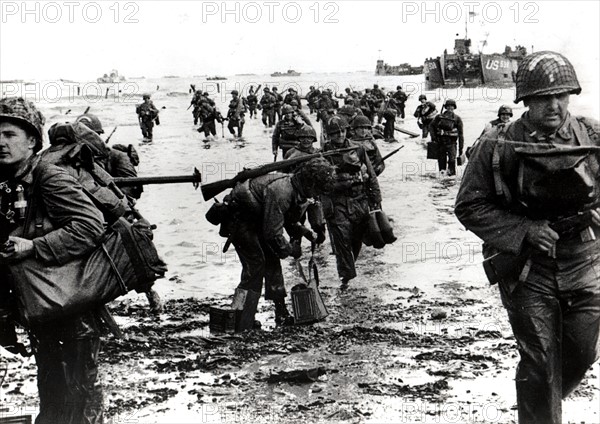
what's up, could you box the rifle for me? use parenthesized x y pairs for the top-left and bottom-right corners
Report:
(104, 127), (118, 144)
(394, 125), (419, 138)
(113, 168), (202, 190)
(201, 147), (358, 201)
(382, 145), (405, 161)
(83, 106), (91, 114)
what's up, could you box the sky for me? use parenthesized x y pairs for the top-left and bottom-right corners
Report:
(0, 0), (599, 84)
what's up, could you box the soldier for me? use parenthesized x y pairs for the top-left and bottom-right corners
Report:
(224, 158), (336, 329)
(259, 87), (276, 128)
(247, 88), (259, 119)
(337, 98), (363, 134)
(359, 89), (376, 124)
(289, 100), (312, 126)
(483, 104), (513, 133)
(371, 84), (385, 103)
(350, 116), (385, 176)
(455, 51), (600, 424)
(380, 93), (399, 142)
(428, 99), (464, 177)
(467, 105), (515, 158)
(414, 94), (437, 139)
(198, 102), (224, 140)
(306, 86), (321, 115)
(392, 85), (409, 119)
(135, 93), (159, 143)
(284, 88), (303, 109)
(272, 104), (305, 159)
(321, 117), (382, 286)
(272, 87), (284, 123)
(0, 97), (106, 423)
(226, 90), (245, 138)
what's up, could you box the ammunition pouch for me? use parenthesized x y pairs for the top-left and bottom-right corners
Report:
(481, 243), (530, 285)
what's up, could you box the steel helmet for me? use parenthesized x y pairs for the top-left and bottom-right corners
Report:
(297, 125), (317, 141)
(444, 99), (457, 109)
(290, 99), (299, 106)
(418, 94), (427, 101)
(514, 51), (581, 103)
(296, 157), (335, 193)
(76, 113), (104, 134)
(326, 116), (348, 135)
(264, 87), (270, 92)
(142, 93), (151, 100)
(498, 105), (513, 117)
(352, 115), (372, 129)
(231, 90), (239, 96)
(0, 97), (45, 149)
(397, 85), (402, 90)
(282, 104), (294, 115)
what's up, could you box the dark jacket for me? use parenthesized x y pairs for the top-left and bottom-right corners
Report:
(429, 110), (465, 151)
(455, 113), (600, 255)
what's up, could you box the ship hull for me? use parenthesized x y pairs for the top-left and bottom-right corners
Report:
(425, 53), (519, 89)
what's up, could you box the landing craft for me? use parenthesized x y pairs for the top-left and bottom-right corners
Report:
(424, 35), (527, 89)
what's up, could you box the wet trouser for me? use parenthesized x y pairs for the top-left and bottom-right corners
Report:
(139, 118), (154, 140)
(32, 314), (104, 424)
(231, 219), (286, 301)
(248, 105), (257, 118)
(436, 136), (457, 175)
(325, 194), (370, 281)
(420, 118), (433, 138)
(201, 120), (217, 137)
(397, 103), (405, 119)
(498, 240), (600, 424)
(228, 117), (244, 137)
(262, 109), (275, 127)
(274, 105), (282, 122)
(384, 116), (395, 140)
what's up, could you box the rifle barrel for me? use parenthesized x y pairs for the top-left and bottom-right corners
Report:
(114, 168), (201, 189)
(382, 145), (405, 161)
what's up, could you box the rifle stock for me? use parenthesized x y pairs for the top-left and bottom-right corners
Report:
(201, 147), (357, 201)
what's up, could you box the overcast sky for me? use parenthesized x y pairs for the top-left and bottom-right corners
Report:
(0, 1), (598, 83)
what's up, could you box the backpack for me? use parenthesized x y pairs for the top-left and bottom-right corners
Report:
(112, 144), (140, 167)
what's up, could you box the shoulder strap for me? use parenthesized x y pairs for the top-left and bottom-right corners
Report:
(22, 161), (51, 239)
(573, 116), (598, 147)
(491, 124), (513, 206)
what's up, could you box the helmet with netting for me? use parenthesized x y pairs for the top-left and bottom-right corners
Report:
(326, 116), (349, 135)
(444, 99), (457, 109)
(352, 115), (372, 129)
(514, 51), (581, 103)
(0, 97), (45, 150)
(295, 157), (335, 194)
(297, 125), (317, 141)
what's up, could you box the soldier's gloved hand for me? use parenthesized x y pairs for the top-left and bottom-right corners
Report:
(290, 239), (302, 259)
(525, 220), (560, 253)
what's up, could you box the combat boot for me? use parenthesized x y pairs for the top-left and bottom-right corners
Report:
(274, 299), (294, 326)
(231, 288), (261, 332)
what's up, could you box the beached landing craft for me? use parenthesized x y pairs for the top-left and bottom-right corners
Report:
(424, 35), (528, 89)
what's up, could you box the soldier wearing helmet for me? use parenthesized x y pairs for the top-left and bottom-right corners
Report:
(136, 93), (159, 142)
(456, 51), (600, 424)
(429, 99), (464, 177)
(272, 104), (306, 158)
(283, 88), (303, 110)
(223, 158), (335, 329)
(246, 88), (259, 119)
(392, 85), (409, 119)
(0, 97), (107, 423)
(413, 95), (437, 139)
(350, 115), (385, 176)
(306, 86), (321, 115)
(226, 90), (245, 138)
(321, 116), (382, 286)
(259, 87), (277, 128)
(271, 87), (284, 123)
